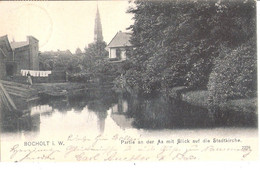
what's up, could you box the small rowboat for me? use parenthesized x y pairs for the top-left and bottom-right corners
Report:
(39, 90), (68, 100)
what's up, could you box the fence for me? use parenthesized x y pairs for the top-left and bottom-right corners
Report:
(48, 71), (68, 83)
(21, 70), (52, 77)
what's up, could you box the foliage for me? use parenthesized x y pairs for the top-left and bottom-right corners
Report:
(39, 51), (83, 73)
(39, 41), (113, 83)
(124, 0), (256, 96)
(68, 72), (92, 82)
(207, 40), (257, 105)
(84, 41), (109, 58)
(75, 48), (83, 55)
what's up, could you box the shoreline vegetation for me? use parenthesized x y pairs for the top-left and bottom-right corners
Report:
(180, 89), (257, 115)
(4, 0), (255, 117)
(116, 0), (256, 116)
(30, 82), (257, 115)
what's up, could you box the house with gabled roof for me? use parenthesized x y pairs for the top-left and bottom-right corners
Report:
(0, 35), (39, 79)
(106, 31), (132, 62)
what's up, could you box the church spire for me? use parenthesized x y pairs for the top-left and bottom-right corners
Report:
(94, 5), (103, 42)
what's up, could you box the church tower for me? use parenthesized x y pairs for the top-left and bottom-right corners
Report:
(94, 6), (103, 42)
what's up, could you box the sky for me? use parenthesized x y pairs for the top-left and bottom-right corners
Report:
(0, 1), (134, 53)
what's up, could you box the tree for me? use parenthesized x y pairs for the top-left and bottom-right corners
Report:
(39, 50), (84, 73)
(84, 41), (108, 58)
(124, 0), (256, 96)
(207, 39), (256, 106)
(75, 48), (82, 55)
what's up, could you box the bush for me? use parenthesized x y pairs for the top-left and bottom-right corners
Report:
(126, 0), (256, 96)
(207, 41), (256, 106)
(185, 58), (213, 89)
(68, 73), (92, 82)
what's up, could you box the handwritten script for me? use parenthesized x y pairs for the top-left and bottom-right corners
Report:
(7, 134), (254, 162)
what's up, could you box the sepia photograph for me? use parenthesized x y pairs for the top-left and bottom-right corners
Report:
(0, 0), (258, 162)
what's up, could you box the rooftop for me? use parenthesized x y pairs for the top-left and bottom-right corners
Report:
(0, 35), (12, 52)
(10, 41), (29, 50)
(107, 31), (132, 48)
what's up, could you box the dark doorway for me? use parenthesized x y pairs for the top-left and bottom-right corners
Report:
(5, 63), (15, 76)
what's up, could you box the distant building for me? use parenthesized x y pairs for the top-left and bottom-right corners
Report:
(94, 6), (103, 42)
(0, 35), (39, 79)
(106, 31), (132, 61)
(41, 50), (73, 58)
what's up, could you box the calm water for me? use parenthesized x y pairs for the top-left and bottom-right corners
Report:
(1, 89), (257, 139)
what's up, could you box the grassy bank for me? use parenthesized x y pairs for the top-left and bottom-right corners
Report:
(220, 98), (257, 114)
(179, 88), (256, 114)
(181, 90), (209, 108)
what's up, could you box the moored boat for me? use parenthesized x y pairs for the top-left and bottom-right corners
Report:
(39, 90), (68, 100)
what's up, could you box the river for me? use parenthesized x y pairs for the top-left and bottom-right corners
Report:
(1, 89), (257, 140)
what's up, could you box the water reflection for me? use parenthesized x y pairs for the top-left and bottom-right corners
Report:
(125, 95), (257, 129)
(31, 105), (53, 115)
(1, 113), (40, 133)
(125, 96), (215, 129)
(111, 96), (133, 130)
(1, 90), (257, 136)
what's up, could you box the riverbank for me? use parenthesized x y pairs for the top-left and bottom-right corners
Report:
(30, 82), (258, 115)
(179, 88), (257, 114)
(32, 82), (87, 97)
(32, 81), (115, 98)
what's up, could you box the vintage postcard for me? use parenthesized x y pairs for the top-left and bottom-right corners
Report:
(0, 0), (258, 162)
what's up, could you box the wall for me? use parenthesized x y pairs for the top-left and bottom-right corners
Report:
(14, 46), (30, 74)
(0, 38), (12, 79)
(12, 36), (39, 75)
(109, 47), (127, 60)
(27, 36), (39, 70)
(0, 52), (6, 79)
(109, 48), (117, 58)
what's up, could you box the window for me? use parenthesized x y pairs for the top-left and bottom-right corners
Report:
(116, 48), (121, 59)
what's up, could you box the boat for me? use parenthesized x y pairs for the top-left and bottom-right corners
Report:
(39, 90), (68, 100)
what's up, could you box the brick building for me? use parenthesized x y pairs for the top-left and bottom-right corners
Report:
(0, 35), (39, 79)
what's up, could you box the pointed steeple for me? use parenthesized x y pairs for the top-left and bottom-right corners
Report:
(94, 5), (103, 42)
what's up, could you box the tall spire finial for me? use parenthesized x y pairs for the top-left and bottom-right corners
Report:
(94, 4), (103, 42)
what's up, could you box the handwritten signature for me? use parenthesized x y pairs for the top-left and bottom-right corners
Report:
(10, 144), (60, 162)
(7, 134), (254, 162)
